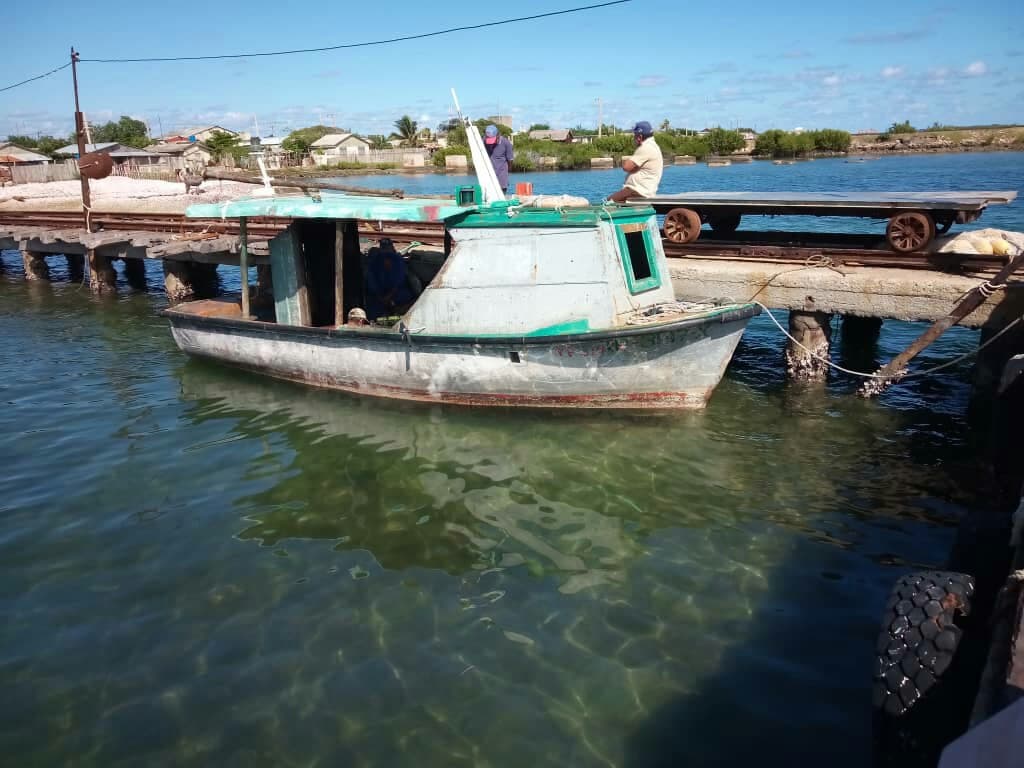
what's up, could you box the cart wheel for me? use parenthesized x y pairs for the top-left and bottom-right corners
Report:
(663, 208), (702, 244)
(886, 212), (936, 253)
(935, 217), (953, 235)
(708, 214), (741, 235)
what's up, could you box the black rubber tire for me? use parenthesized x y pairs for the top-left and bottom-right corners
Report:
(872, 570), (975, 767)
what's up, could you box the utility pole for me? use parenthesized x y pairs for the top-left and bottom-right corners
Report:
(70, 47), (91, 232)
(596, 97), (603, 137)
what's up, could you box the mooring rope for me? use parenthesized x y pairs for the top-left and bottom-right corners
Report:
(754, 301), (1023, 380)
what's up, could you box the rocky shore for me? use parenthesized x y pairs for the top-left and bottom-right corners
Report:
(850, 127), (1024, 154)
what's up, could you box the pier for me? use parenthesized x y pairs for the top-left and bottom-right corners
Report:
(3, 209), (1021, 386)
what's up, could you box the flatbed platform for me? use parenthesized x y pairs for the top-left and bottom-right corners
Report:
(629, 190), (1018, 252)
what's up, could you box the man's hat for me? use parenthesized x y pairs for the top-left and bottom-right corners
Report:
(632, 121), (653, 137)
(484, 124), (499, 144)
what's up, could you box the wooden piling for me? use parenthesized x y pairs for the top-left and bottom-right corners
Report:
(239, 218), (251, 319)
(21, 250), (49, 281)
(87, 249), (116, 293)
(785, 310), (833, 381)
(334, 221), (345, 327)
(163, 261), (194, 303)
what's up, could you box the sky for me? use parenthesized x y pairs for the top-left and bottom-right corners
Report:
(1, 0), (1021, 140)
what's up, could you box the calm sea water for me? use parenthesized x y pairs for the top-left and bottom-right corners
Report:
(1, 152), (1022, 767)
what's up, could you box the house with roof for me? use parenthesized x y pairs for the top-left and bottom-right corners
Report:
(527, 129), (574, 143)
(310, 133), (371, 164)
(53, 142), (163, 166)
(249, 135), (286, 154)
(146, 142), (214, 168)
(160, 126), (238, 144)
(0, 142), (51, 167)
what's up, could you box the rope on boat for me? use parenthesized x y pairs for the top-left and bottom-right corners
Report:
(755, 301), (1023, 380)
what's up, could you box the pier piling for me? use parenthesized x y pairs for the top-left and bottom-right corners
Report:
(163, 261), (195, 303)
(87, 249), (116, 293)
(21, 250), (49, 281)
(785, 310), (833, 380)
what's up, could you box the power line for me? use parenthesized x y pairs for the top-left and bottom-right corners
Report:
(0, 62), (71, 94)
(81, 1), (632, 63)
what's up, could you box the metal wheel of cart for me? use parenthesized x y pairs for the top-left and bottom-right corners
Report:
(663, 207), (703, 244)
(886, 211), (936, 253)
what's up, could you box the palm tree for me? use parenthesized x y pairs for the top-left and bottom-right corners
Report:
(367, 134), (390, 150)
(392, 115), (419, 147)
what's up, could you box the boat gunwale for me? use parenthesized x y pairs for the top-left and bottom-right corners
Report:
(162, 303), (761, 347)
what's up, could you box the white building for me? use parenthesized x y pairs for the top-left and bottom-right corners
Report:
(310, 133), (371, 165)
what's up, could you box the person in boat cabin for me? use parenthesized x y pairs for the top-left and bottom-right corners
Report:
(483, 125), (514, 193)
(606, 121), (663, 203)
(364, 238), (415, 320)
(346, 308), (369, 326)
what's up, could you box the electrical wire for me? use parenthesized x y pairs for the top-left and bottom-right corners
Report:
(81, 1), (632, 62)
(0, 62), (71, 94)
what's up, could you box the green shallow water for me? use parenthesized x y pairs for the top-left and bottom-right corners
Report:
(0, 271), (982, 767)
(4, 150), (1022, 767)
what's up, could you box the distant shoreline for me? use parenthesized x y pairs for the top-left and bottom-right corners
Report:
(296, 144), (1024, 179)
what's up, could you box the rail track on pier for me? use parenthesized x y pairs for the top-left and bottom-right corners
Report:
(0, 211), (1008, 274)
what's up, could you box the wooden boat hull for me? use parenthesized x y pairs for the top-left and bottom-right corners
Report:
(165, 304), (759, 410)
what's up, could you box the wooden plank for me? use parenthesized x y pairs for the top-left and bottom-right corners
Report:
(639, 190), (1018, 205)
(268, 225), (310, 326)
(334, 221), (344, 327)
(239, 218), (250, 320)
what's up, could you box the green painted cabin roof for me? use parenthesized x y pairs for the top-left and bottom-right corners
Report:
(186, 193), (655, 228)
(185, 194), (474, 223)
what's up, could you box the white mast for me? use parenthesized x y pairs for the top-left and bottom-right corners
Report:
(451, 88), (505, 203)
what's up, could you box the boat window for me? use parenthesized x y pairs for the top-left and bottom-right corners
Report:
(616, 223), (660, 293)
(624, 229), (652, 280)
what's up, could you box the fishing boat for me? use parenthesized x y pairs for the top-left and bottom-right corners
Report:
(162, 189), (759, 410)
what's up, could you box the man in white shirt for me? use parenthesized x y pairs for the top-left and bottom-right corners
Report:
(607, 121), (664, 202)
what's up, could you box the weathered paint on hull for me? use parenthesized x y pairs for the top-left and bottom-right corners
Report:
(166, 312), (754, 410)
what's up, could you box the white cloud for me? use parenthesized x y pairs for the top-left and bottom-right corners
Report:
(881, 66), (904, 79)
(965, 61), (987, 76)
(823, 75), (841, 86)
(635, 75), (668, 88)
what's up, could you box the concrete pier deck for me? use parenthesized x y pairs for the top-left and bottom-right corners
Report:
(669, 258), (1024, 329)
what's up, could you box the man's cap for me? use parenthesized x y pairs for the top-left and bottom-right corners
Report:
(348, 307), (367, 321)
(484, 124), (498, 143)
(632, 121), (653, 136)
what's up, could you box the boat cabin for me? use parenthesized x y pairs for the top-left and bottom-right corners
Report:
(184, 191), (678, 338)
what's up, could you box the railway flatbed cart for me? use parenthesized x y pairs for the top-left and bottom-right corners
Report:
(632, 191), (1018, 252)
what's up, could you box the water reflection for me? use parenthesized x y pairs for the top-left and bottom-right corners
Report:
(0, 244), (981, 767)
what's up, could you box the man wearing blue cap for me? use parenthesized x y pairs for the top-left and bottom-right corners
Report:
(483, 124), (514, 194)
(607, 121), (663, 202)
